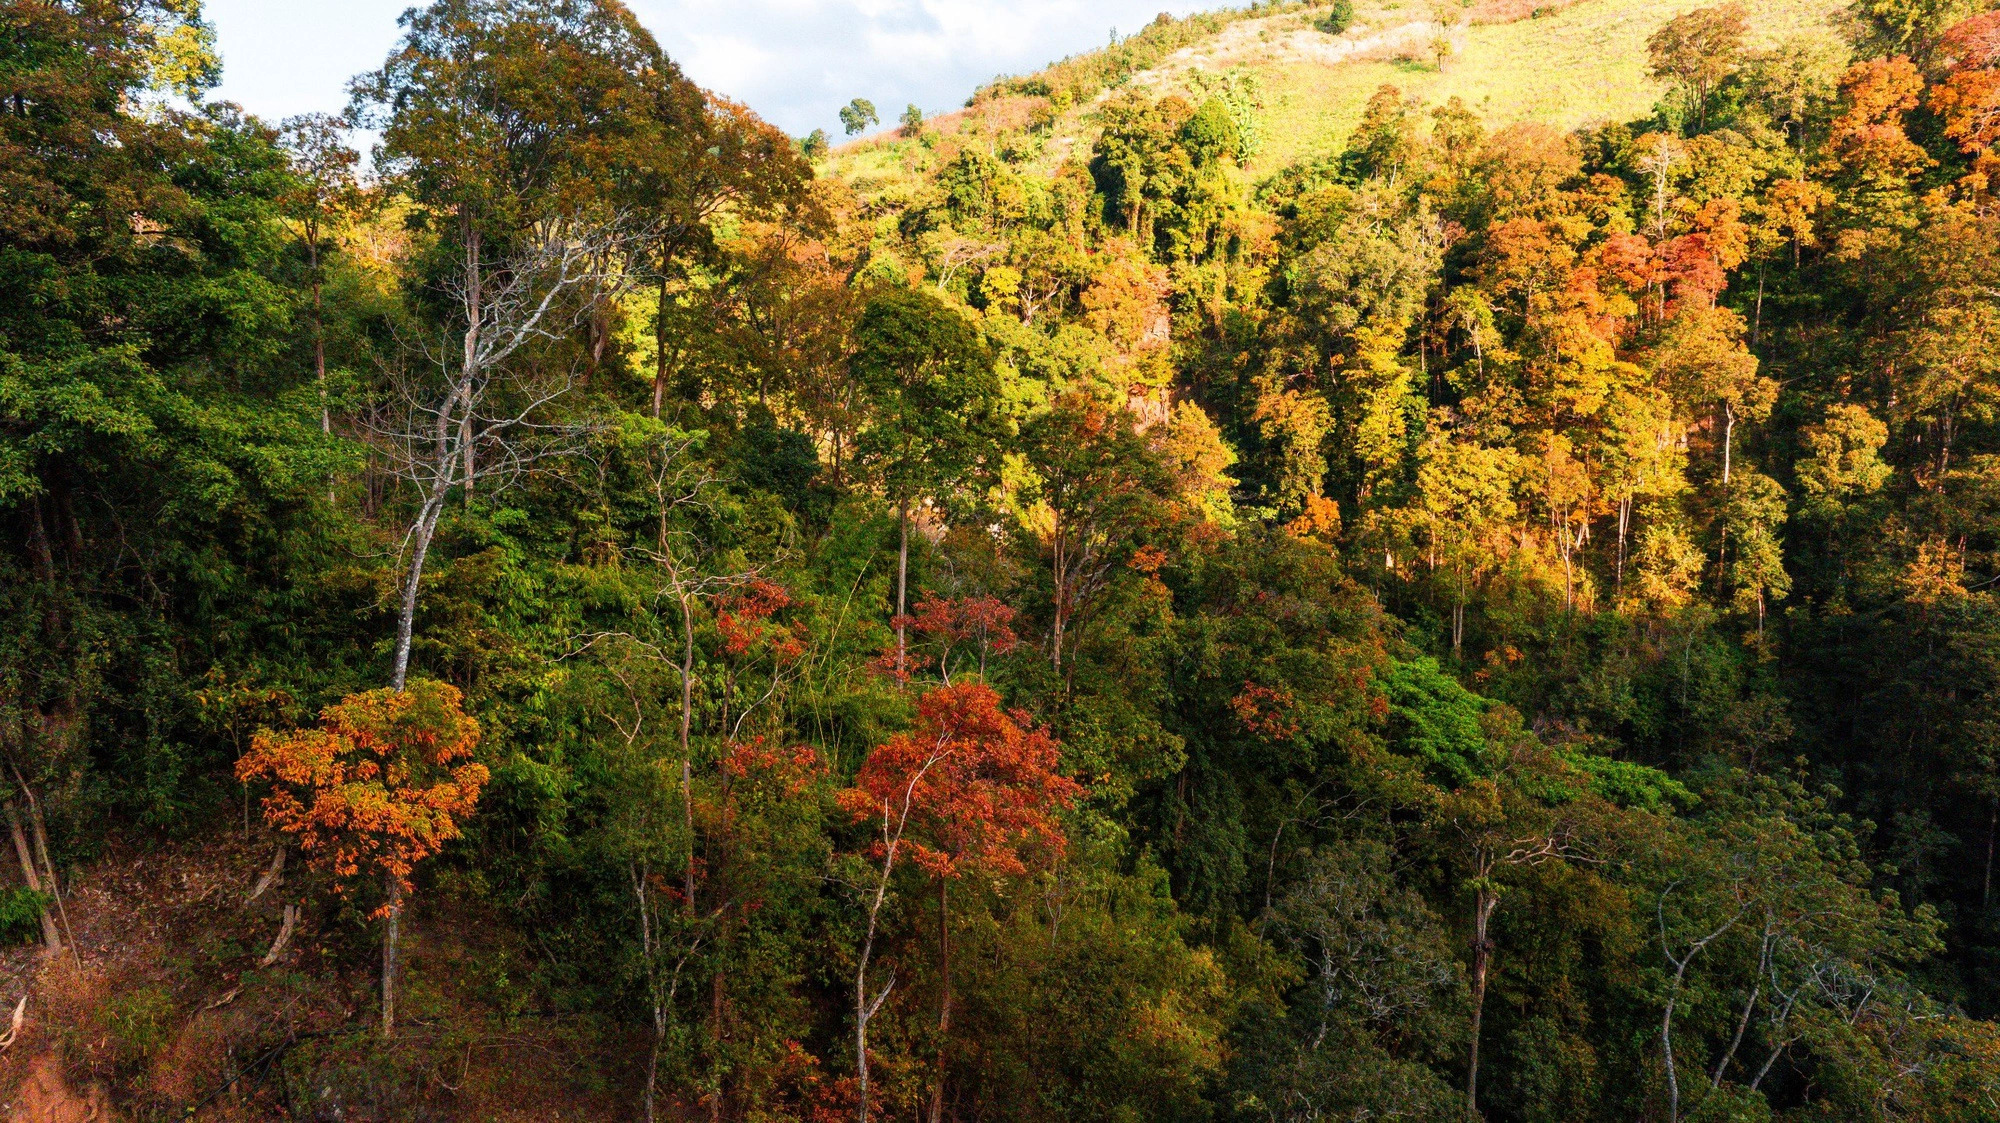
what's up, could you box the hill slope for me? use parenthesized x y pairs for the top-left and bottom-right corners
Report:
(829, 0), (1847, 189)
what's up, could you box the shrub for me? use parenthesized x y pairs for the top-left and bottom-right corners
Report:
(0, 888), (48, 946)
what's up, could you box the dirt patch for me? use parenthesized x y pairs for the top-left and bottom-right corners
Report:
(5, 1053), (110, 1123)
(1127, 16), (1436, 80)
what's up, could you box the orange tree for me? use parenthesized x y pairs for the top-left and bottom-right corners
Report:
(838, 682), (1081, 1123)
(236, 678), (489, 1037)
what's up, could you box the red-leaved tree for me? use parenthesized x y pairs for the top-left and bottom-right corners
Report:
(236, 678), (489, 1037)
(837, 683), (1080, 1123)
(877, 594), (1020, 685)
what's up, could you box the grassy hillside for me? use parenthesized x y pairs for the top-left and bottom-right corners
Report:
(1239, 0), (1843, 173)
(826, 0), (1847, 192)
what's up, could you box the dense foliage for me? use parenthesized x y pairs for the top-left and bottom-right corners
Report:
(12, 0), (2000, 1119)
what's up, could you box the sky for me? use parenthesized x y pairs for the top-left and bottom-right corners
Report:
(205, 0), (1218, 141)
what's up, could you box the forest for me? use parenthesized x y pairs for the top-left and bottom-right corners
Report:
(9, 0), (2000, 1118)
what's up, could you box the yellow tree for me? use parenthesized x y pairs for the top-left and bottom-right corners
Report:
(1601, 384), (1687, 593)
(1413, 429), (1520, 655)
(1654, 307), (1771, 484)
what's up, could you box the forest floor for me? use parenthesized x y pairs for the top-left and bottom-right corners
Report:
(0, 838), (632, 1121)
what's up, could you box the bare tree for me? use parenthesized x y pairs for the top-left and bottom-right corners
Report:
(1656, 880), (1750, 1123)
(368, 213), (633, 691)
(850, 737), (952, 1123)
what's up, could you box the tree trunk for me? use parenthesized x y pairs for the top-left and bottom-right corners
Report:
(897, 500), (910, 678)
(460, 217), (482, 508)
(461, 413), (476, 508)
(391, 496), (448, 692)
(1050, 519), (1067, 673)
(247, 845), (286, 903)
(1722, 403), (1735, 486)
(381, 874), (403, 1037)
(1752, 264), (1765, 350)
(928, 877), (951, 1123)
(1616, 496), (1631, 594)
(1466, 887), (1497, 1120)
(635, 861), (669, 1123)
(856, 977), (871, 1123)
(1452, 564), (1467, 658)
(12, 761), (76, 959)
(6, 805), (60, 954)
(856, 882), (889, 1123)
(680, 591), (699, 914)
(1714, 982), (1760, 1087)
(856, 806), (906, 1123)
(645, 1018), (665, 1123)
(653, 271), (671, 419)
(311, 234), (330, 436)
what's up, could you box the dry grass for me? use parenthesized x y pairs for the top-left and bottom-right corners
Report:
(1242, 0), (1845, 174)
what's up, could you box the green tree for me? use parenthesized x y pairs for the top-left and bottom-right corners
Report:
(1722, 470), (1791, 636)
(1847, 0), (1982, 63)
(1648, 2), (1750, 133)
(841, 97), (879, 136)
(851, 288), (1001, 676)
(277, 113), (364, 436)
(1017, 394), (1173, 675)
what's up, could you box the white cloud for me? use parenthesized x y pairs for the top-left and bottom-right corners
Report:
(207, 0), (1219, 139)
(633, 0), (1217, 133)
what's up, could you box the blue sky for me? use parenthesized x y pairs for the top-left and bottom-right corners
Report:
(206, 1), (1217, 140)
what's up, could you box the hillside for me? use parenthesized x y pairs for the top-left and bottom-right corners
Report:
(829, 0), (1846, 190)
(16, 0), (2000, 1119)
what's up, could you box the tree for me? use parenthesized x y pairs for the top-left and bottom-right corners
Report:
(1428, 0), (1464, 71)
(851, 287), (1000, 677)
(364, 219), (628, 691)
(1826, 57), (1934, 192)
(1848, 0), (1983, 64)
(618, 80), (809, 417)
(1646, 779), (1943, 1121)
(1795, 403), (1891, 521)
(1653, 307), (1770, 484)
(1411, 431), (1519, 655)
(352, 0), (643, 689)
(1261, 841), (1466, 1121)
(1017, 394), (1174, 675)
(841, 97), (879, 137)
(1722, 470), (1791, 636)
(839, 683), (1080, 1123)
(0, 0), (339, 877)
(1648, 3), (1750, 133)
(236, 679), (489, 1036)
(802, 128), (830, 159)
(900, 103), (926, 138)
(583, 421), (779, 1122)
(278, 113), (363, 436)
(897, 595), (1020, 685)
